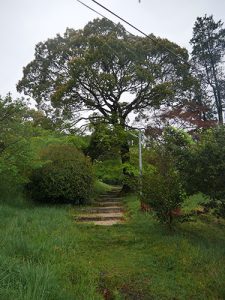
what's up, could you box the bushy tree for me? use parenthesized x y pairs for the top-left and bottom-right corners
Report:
(28, 144), (94, 204)
(142, 153), (186, 227)
(145, 126), (195, 193)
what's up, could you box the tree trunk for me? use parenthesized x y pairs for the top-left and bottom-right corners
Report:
(212, 86), (223, 124)
(217, 104), (223, 125)
(120, 139), (131, 193)
(208, 52), (223, 124)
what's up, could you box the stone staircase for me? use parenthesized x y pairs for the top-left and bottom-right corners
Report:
(75, 187), (124, 225)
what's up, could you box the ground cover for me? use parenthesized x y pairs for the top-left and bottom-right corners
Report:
(0, 191), (225, 299)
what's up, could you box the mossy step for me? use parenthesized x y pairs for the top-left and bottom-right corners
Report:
(95, 201), (122, 207)
(76, 212), (124, 221)
(99, 192), (121, 196)
(98, 197), (123, 201)
(93, 220), (122, 225)
(86, 207), (123, 213)
(76, 216), (123, 222)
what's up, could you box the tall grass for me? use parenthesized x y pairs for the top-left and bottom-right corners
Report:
(0, 192), (224, 299)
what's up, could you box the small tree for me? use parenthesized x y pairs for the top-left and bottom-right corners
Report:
(142, 153), (186, 227)
(145, 126), (197, 195)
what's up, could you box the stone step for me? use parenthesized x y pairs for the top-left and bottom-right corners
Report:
(98, 197), (123, 201)
(76, 216), (123, 222)
(76, 212), (124, 222)
(93, 220), (122, 226)
(86, 207), (123, 213)
(95, 201), (122, 207)
(99, 192), (120, 197)
(75, 187), (124, 226)
(108, 188), (121, 192)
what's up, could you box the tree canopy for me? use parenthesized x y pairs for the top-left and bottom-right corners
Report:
(17, 18), (192, 131)
(190, 15), (225, 124)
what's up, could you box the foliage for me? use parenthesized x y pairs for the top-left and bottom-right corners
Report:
(28, 144), (94, 204)
(86, 122), (121, 161)
(145, 125), (194, 151)
(64, 134), (89, 153)
(162, 127), (197, 194)
(17, 18), (191, 127)
(94, 159), (122, 185)
(188, 126), (225, 217)
(89, 124), (140, 190)
(17, 18), (193, 190)
(25, 109), (61, 130)
(0, 94), (37, 199)
(181, 193), (210, 214)
(142, 154), (186, 226)
(145, 125), (225, 219)
(145, 126), (195, 194)
(121, 162), (140, 193)
(29, 132), (89, 158)
(162, 126), (194, 150)
(190, 15), (225, 124)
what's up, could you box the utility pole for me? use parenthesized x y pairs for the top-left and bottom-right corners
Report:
(138, 129), (143, 197)
(138, 129), (142, 177)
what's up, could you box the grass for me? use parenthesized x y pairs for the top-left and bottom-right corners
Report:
(0, 190), (225, 299)
(93, 180), (112, 197)
(181, 193), (210, 213)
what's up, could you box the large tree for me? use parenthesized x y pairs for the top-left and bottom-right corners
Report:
(17, 18), (192, 185)
(190, 15), (225, 124)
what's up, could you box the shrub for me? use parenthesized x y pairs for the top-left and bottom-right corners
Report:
(121, 162), (140, 193)
(188, 126), (225, 217)
(141, 157), (186, 227)
(28, 144), (94, 204)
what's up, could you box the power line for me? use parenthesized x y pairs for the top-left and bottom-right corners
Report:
(76, 0), (190, 68)
(76, 0), (110, 23)
(90, 0), (188, 64)
(76, 0), (152, 66)
(73, 1), (210, 129)
(75, 0), (198, 93)
(76, 0), (136, 37)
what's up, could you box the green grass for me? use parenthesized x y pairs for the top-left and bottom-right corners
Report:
(93, 180), (112, 196)
(0, 192), (225, 299)
(182, 193), (210, 213)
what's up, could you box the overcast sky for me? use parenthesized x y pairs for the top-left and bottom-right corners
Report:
(0, 0), (225, 98)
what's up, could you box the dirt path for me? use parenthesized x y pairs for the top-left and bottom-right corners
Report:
(75, 187), (124, 226)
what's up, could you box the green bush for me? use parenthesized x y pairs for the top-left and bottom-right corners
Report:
(142, 158), (186, 227)
(121, 162), (140, 193)
(28, 144), (94, 204)
(187, 126), (225, 217)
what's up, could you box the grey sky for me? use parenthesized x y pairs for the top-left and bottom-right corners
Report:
(0, 0), (225, 98)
